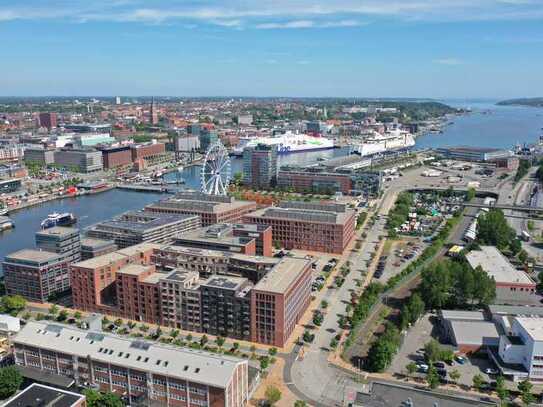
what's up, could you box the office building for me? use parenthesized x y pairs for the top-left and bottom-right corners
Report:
(243, 201), (357, 254)
(64, 123), (111, 133)
(80, 238), (117, 260)
(24, 147), (55, 165)
(277, 169), (353, 194)
(0, 178), (22, 193)
(200, 276), (253, 340)
(242, 144), (278, 189)
(175, 223), (272, 257)
(251, 257), (312, 347)
(146, 192), (257, 227)
(491, 317), (543, 382)
(39, 112), (57, 130)
(3, 384), (86, 407)
(13, 321), (250, 407)
(86, 211), (200, 248)
(35, 226), (81, 263)
(175, 134), (200, 152)
(436, 146), (512, 162)
(130, 142), (166, 162)
(98, 146), (132, 169)
(466, 246), (536, 304)
(199, 129), (219, 152)
(3, 249), (69, 302)
(54, 148), (103, 173)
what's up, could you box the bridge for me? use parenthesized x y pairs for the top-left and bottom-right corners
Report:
(463, 202), (543, 213)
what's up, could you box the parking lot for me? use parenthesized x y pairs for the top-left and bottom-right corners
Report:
(390, 314), (498, 387)
(374, 239), (426, 282)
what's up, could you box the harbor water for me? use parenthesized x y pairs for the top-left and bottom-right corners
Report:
(1, 101), (542, 264)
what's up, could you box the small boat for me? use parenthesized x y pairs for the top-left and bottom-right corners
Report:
(40, 212), (77, 229)
(0, 216), (14, 231)
(0, 209), (8, 216)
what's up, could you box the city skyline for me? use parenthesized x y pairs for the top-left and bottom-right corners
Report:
(1, 0), (543, 98)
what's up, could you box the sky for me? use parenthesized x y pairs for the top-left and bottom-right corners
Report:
(1, 0), (543, 98)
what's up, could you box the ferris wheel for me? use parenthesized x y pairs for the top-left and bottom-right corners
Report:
(200, 141), (231, 195)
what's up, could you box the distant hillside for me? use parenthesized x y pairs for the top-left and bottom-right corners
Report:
(497, 98), (543, 107)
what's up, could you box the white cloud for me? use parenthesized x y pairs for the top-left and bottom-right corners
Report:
(0, 0), (542, 27)
(255, 19), (364, 29)
(433, 58), (465, 65)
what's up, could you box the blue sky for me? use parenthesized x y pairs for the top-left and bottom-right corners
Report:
(1, 0), (543, 98)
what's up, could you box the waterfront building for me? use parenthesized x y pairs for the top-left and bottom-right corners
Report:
(54, 148), (103, 173)
(74, 133), (116, 148)
(38, 112), (57, 130)
(86, 211), (201, 249)
(35, 226), (81, 263)
(174, 223), (272, 257)
(130, 142), (166, 162)
(3, 249), (69, 302)
(199, 129), (219, 152)
(98, 145), (132, 169)
(0, 164), (27, 179)
(24, 147), (55, 165)
(243, 201), (357, 254)
(13, 321), (250, 407)
(277, 168), (353, 194)
(80, 237), (117, 260)
(251, 257), (312, 347)
(436, 146), (512, 162)
(175, 134), (200, 153)
(0, 178), (22, 193)
(145, 192), (257, 227)
(242, 144), (278, 189)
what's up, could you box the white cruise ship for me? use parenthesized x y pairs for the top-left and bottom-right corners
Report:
(355, 130), (415, 157)
(232, 131), (334, 155)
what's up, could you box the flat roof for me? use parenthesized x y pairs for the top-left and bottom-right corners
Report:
(488, 304), (543, 317)
(4, 249), (62, 264)
(515, 317), (543, 342)
(450, 320), (500, 346)
(466, 246), (534, 285)
(441, 310), (486, 321)
(254, 257), (310, 294)
(35, 226), (79, 238)
(80, 237), (116, 249)
(116, 242), (162, 257)
(91, 211), (197, 233)
(147, 193), (255, 214)
(117, 264), (154, 276)
(439, 146), (505, 154)
(71, 251), (128, 269)
(176, 225), (250, 247)
(247, 206), (354, 225)
(4, 383), (84, 407)
(14, 321), (246, 389)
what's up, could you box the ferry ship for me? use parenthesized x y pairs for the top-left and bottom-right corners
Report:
(355, 130), (415, 157)
(40, 212), (77, 229)
(231, 131), (334, 156)
(0, 216), (14, 231)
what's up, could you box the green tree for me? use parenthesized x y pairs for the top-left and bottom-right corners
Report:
(83, 389), (123, 407)
(495, 375), (509, 404)
(265, 385), (282, 405)
(294, 401), (308, 407)
(216, 336), (225, 349)
(49, 304), (59, 315)
(0, 366), (23, 399)
(260, 356), (270, 371)
(518, 379), (534, 406)
(1, 295), (26, 314)
(424, 340), (442, 362)
(406, 362), (417, 377)
(200, 335), (208, 346)
(472, 374), (485, 392)
(426, 366), (440, 389)
(477, 209), (516, 250)
(466, 187), (476, 202)
(449, 369), (461, 384)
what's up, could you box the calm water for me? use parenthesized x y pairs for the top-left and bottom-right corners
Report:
(2, 101), (542, 263)
(416, 101), (543, 149)
(0, 189), (163, 262)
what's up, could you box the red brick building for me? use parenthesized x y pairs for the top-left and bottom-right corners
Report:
(232, 224), (273, 257)
(38, 112), (57, 130)
(146, 192), (257, 227)
(70, 243), (159, 315)
(243, 201), (356, 254)
(99, 146), (132, 169)
(277, 170), (353, 194)
(251, 257), (312, 347)
(116, 264), (162, 323)
(130, 142), (165, 161)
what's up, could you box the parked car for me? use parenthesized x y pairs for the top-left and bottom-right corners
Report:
(433, 362), (446, 369)
(455, 355), (466, 364)
(485, 368), (499, 375)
